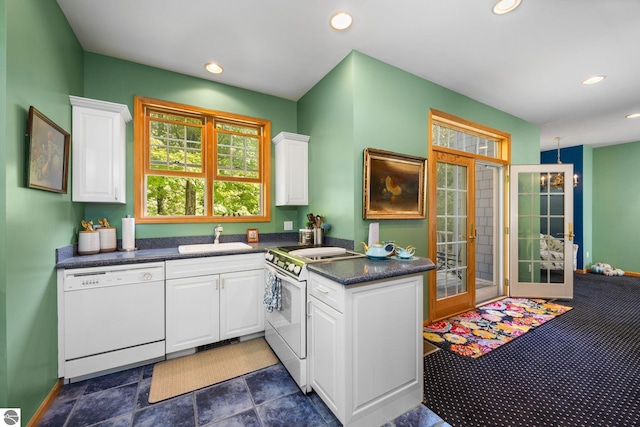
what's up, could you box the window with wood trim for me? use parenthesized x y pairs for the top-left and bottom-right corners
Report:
(430, 109), (510, 163)
(134, 96), (271, 223)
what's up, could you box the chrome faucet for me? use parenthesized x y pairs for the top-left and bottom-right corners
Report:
(214, 225), (223, 244)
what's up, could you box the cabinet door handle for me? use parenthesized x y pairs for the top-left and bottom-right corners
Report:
(221, 277), (224, 289)
(215, 277), (219, 290)
(307, 300), (312, 317)
(315, 286), (329, 294)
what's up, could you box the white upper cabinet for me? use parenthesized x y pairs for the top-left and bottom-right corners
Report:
(70, 96), (131, 203)
(273, 131), (310, 206)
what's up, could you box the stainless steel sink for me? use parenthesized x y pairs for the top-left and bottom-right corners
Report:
(178, 242), (252, 254)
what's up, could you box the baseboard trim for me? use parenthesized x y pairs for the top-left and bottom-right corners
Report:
(27, 378), (63, 427)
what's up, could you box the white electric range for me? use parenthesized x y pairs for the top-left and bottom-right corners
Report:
(263, 245), (364, 391)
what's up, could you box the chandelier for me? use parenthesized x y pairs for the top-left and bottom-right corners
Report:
(540, 137), (578, 189)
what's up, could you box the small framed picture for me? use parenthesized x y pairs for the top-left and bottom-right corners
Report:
(246, 228), (259, 243)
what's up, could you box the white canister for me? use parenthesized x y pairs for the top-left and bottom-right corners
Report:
(98, 227), (117, 252)
(78, 231), (100, 255)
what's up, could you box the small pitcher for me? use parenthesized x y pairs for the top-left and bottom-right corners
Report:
(395, 246), (416, 259)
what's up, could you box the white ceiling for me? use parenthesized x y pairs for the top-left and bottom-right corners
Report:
(56, 0), (640, 151)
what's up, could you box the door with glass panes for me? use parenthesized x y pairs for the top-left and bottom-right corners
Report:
(509, 164), (574, 299)
(430, 151), (476, 321)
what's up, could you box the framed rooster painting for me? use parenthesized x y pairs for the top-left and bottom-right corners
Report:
(363, 148), (427, 219)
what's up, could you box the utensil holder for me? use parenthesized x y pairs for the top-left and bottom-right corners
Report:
(313, 228), (323, 246)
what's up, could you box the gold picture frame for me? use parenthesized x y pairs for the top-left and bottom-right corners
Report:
(363, 148), (427, 219)
(246, 228), (259, 243)
(26, 106), (70, 193)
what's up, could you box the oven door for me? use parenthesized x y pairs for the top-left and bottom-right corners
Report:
(265, 265), (306, 359)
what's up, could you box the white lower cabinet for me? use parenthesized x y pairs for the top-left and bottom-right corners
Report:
(307, 272), (424, 427)
(166, 274), (220, 352)
(308, 292), (343, 413)
(219, 269), (265, 340)
(165, 254), (265, 354)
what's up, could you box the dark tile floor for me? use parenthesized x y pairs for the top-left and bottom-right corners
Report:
(39, 362), (450, 427)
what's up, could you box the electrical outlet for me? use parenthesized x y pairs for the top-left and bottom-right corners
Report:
(586, 251), (590, 258)
(284, 221), (293, 231)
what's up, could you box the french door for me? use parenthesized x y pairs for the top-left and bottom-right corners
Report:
(509, 164), (574, 299)
(429, 151), (476, 321)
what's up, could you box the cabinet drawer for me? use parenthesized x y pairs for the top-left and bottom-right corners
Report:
(308, 273), (344, 313)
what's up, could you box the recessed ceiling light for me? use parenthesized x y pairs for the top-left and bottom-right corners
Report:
(330, 12), (352, 30)
(582, 75), (605, 85)
(626, 113), (640, 119)
(493, 0), (522, 15)
(205, 62), (224, 74)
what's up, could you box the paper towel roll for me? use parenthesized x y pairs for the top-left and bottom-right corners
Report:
(368, 223), (379, 247)
(122, 216), (136, 250)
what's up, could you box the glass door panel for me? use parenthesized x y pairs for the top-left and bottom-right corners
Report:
(475, 163), (504, 304)
(509, 164), (574, 299)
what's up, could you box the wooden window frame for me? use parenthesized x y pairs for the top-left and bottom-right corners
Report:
(429, 109), (511, 165)
(134, 96), (271, 223)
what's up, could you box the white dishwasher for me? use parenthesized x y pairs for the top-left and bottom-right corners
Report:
(58, 262), (165, 382)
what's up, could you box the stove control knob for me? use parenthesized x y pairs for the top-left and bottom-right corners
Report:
(287, 263), (295, 272)
(264, 252), (274, 261)
(293, 265), (301, 274)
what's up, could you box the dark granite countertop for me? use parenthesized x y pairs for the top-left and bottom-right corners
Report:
(55, 233), (357, 270)
(307, 256), (436, 285)
(55, 243), (276, 269)
(55, 233), (434, 283)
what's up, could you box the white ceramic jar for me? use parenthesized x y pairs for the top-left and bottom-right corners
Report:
(78, 231), (100, 255)
(98, 227), (117, 252)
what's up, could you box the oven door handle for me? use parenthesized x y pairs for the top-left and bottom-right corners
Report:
(265, 265), (305, 290)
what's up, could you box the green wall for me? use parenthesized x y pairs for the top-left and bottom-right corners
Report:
(592, 141), (640, 272)
(296, 54), (357, 240)
(0, 0), (8, 407)
(2, 0), (84, 419)
(82, 53), (299, 238)
(582, 146), (594, 268)
(299, 51), (539, 248)
(298, 51), (540, 318)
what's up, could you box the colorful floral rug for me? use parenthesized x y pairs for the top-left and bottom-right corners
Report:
(423, 298), (573, 359)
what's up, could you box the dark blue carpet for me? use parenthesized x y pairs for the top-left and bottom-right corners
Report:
(423, 273), (640, 427)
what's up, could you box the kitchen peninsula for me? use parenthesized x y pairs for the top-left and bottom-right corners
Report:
(306, 257), (435, 427)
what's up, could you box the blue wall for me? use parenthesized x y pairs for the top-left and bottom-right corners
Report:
(541, 145), (583, 269)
